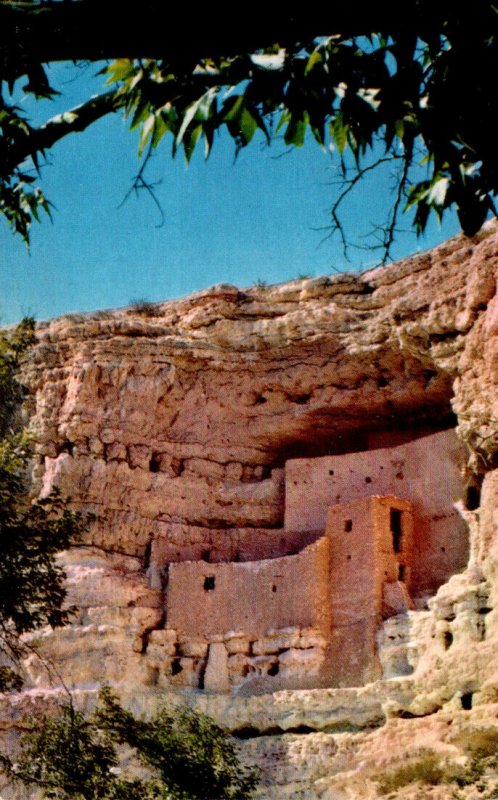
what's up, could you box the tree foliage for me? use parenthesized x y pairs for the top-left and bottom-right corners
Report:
(1, 2), (498, 257)
(0, 319), (80, 691)
(0, 686), (259, 800)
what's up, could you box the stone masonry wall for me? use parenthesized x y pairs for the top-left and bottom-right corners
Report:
(322, 496), (414, 686)
(284, 429), (468, 595)
(166, 537), (331, 641)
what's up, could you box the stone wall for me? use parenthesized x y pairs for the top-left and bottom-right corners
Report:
(4, 224), (496, 797)
(323, 496), (414, 686)
(284, 429), (468, 595)
(166, 537), (330, 641)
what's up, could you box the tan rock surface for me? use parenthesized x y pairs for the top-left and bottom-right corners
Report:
(1, 223), (496, 798)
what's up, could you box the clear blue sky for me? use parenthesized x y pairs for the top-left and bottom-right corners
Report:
(0, 63), (460, 325)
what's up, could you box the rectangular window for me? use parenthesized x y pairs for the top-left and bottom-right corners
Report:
(390, 509), (402, 553)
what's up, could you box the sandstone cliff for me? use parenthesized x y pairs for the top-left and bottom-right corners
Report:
(2, 222), (497, 798)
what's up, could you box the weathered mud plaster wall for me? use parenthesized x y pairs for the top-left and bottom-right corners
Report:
(3, 223), (496, 798)
(323, 496), (414, 687)
(167, 537), (330, 640)
(285, 429), (467, 595)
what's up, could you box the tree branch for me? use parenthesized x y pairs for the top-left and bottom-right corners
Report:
(0, 1), (465, 76)
(3, 90), (120, 176)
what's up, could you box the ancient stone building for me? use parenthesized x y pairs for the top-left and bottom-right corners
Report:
(5, 224), (496, 798)
(141, 428), (466, 694)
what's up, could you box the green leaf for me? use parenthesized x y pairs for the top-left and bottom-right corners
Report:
(183, 125), (202, 163)
(305, 49), (324, 75)
(284, 115), (307, 147)
(427, 176), (449, 206)
(175, 88), (217, 148)
(138, 114), (156, 156)
(238, 106), (258, 144)
(331, 114), (348, 154)
(105, 59), (134, 84)
(222, 94), (245, 123)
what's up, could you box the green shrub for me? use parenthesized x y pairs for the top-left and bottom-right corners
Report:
(127, 298), (160, 316)
(1, 686), (259, 800)
(376, 751), (445, 795)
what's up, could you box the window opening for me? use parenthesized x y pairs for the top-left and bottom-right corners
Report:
(344, 519), (353, 532)
(204, 576), (215, 591)
(390, 509), (402, 553)
(398, 564), (405, 581)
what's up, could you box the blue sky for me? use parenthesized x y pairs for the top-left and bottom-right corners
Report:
(0, 63), (460, 324)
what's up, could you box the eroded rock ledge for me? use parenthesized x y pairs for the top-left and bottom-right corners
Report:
(3, 223), (497, 798)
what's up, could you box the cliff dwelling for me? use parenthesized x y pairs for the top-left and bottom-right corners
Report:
(21, 223), (497, 713)
(144, 427), (468, 695)
(5, 226), (496, 800)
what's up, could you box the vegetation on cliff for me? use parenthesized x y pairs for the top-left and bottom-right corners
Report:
(0, 319), (80, 690)
(0, 686), (259, 800)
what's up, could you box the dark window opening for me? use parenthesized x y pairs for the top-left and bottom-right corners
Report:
(344, 519), (353, 532)
(143, 539), (152, 570)
(398, 564), (405, 581)
(271, 584), (277, 593)
(465, 485), (481, 511)
(390, 509), (402, 553)
(201, 550), (211, 562)
(204, 576), (215, 591)
(365, 476), (372, 484)
(461, 692), (473, 710)
(329, 469), (334, 476)
(267, 663), (279, 676)
(149, 455), (160, 472)
(171, 659), (183, 676)
(443, 631), (453, 650)
(347, 554), (352, 561)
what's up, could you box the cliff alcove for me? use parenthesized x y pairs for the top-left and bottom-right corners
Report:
(2, 222), (497, 799)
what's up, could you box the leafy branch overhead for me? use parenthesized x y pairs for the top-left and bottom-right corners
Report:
(1, 2), (498, 256)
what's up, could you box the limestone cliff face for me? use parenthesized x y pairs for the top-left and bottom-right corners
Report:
(4, 223), (497, 798)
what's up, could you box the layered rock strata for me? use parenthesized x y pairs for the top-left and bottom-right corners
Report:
(2, 222), (496, 797)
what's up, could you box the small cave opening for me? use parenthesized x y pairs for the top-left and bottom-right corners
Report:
(267, 663), (280, 676)
(171, 659), (183, 676)
(58, 440), (74, 456)
(149, 454), (161, 473)
(443, 631), (453, 650)
(461, 692), (473, 710)
(291, 394), (311, 405)
(465, 483), (481, 511)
